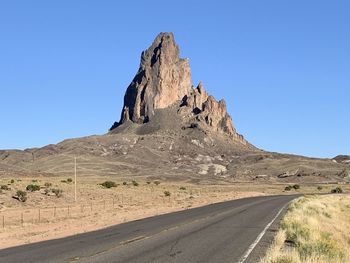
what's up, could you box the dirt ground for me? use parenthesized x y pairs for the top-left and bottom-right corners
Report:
(0, 176), (349, 249)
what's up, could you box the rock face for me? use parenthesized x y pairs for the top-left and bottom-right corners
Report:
(111, 32), (247, 145)
(180, 82), (246, 144)
(115, 32), (191, 125)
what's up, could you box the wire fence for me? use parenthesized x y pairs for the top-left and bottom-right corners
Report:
(0, 191), (190, 229)
(1, 198), (119, 229)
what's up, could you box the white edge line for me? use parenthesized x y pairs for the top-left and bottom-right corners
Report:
(236, 204), (287, 263)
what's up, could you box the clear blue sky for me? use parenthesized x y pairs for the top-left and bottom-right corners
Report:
(1, 1), (349, 158)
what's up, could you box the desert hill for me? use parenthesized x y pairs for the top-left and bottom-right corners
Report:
(0, 33), (348, 184)
(333, 155), (350, 164)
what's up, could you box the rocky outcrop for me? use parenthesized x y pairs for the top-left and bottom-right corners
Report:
(333, 155), (350, 164)
(112, 32), (191, 127)
(179, 82), (246, 144)
(183, 82), (208, 112)
(111, 32), (247, 145)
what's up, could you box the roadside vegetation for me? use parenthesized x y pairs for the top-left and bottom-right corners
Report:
(284, 184), (300, 191)
(26, 184), (40, 192)
(154, 181), (160, 186)
(15, 190), (27, 202)
(100, 181), (117, 188)
(331, 187), (343, 194)
(1, 185), (10, 190)
(261, 194), (350, 263)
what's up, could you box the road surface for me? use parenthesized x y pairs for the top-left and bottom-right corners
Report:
(0, 195), (296, 263)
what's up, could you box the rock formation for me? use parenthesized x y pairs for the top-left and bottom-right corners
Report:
(333, 155), (350, 164)
(113, 32), (191, 125)
(180, 82), (245, 143)
(111, 32), (247, 145)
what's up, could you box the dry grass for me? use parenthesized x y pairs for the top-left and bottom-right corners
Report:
(261, 194), (350, 263)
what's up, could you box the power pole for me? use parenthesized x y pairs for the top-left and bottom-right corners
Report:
(74, 157), (77, 202)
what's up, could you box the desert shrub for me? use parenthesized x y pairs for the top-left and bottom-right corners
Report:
(298, 236), (344, 260)
(51, 188), (63, 197)
(26, 184), (40, 192)
(292, 184), (300, 190)
(44, 182), (52, 188)
(0, 185), (10, 190)
(122, 181), (127, 186)
(154, 181), (160, 186)
(164, 191), (171, 197)
(132, 180), (139, 186)
(16, 190), (27, 202)
(282, 220), (310, 245)
(67, 178), (73, 183)
(10, 179), (14, 184)
(331, 187), (343, 194)
(32, 179), (38, 183)
(317, 186), (323, 191)
(61, 180), (67, 183)
(179, 186), (186, 190)
(146, 181), (151, 185)
(316, 234), (344, 259)
(285, 185), (292, 191)
(323, 211), (332, 218)
(101, 181), (117, 188)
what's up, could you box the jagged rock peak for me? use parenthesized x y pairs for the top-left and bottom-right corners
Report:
(111, 32), (192, 128)
(110, 33), (248, 146)
(179, 82), (247, 145)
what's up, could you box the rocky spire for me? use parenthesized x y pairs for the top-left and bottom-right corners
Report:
(110, 32), (247, 145)
(113, 32), (192, 127)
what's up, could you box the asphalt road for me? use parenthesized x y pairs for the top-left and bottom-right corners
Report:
(0, 195), (297, 263)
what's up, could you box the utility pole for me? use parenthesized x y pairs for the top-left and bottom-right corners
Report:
(74, 157), (77, 202)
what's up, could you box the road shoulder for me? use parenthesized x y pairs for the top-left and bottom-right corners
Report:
(243, 201), (291, 263)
